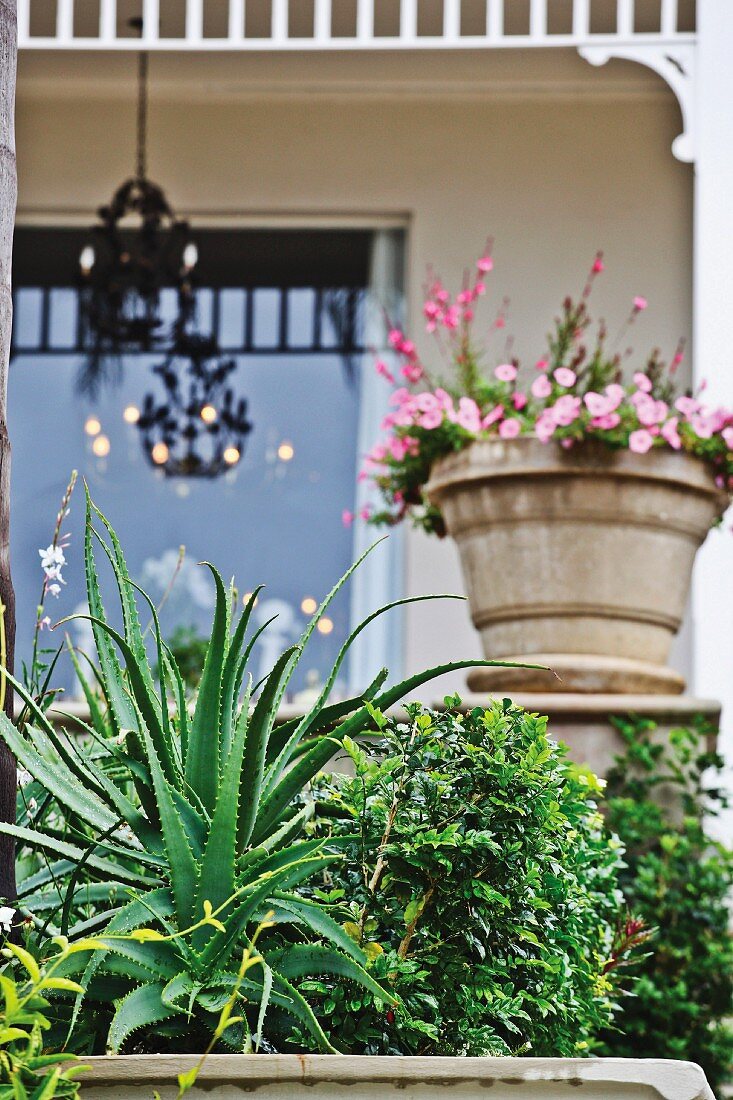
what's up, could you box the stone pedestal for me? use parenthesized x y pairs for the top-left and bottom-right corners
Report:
(448, 692), (721, 776)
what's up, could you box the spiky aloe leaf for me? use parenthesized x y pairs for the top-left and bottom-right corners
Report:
(269, 943), (393, 1003)
(268, 970), (338, 1053)
(185, 563), (229, 811)
(162, 646), (189, 762)
(194, 677), (251, 942)
(47, 708), (161, 852)
(108, 981), (182, 1053)
(264, 666), (389, 765)
(199, 854), (339, 971)
(68, 888), (175, 1040)
(0, 711), (118, 835)
(219, 587), (263, 760)
(87, 490), (158, 701)
(66, 639), (109, 741)
(128, 578), (178, 772)
(161, 972), (201, 1015)
(83, 505), (138, 738)
(263, 594), (462, 797)
(63, 611), (179, 791)
(97, 937), (181, 982)
(252, 737), (342, 845)
(0, 823), (159, 888)
(237, 646), (300, 849)
(270, 893), (365, 963)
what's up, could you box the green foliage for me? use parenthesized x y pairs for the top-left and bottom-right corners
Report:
(300, 700), (629, 1056)
(158, 626), (208, 693)
(3, 492), (515, 1055)
(0, 935), (94, 1100)
(600, 716), (733, 1091)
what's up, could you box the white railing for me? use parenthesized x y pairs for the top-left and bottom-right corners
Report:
(17, 0), (695, 50)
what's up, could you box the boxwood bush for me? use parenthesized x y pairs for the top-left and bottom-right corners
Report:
(298, 699), (632, 1056)
(600, 716), (733, 1091)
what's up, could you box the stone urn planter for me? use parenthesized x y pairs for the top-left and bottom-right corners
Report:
(79, 1054), (714, 1099)
(425, 438), (729, 695)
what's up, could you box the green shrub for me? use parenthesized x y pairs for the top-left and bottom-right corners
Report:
(600, 716), (733, 1091)
(300, 699), (630, 1056)
(3, 494), (511, 1055)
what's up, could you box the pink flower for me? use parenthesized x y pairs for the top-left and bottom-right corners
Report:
(342, 509), (355, 527)
(553, 367), (576, 388)
(591, 413), (621, 430)
(38, 616), (51, 631)
(584, 391), (614, 418)
(456, 397), (482, 433)
(388, 329), (404, 349)
(475, 282), (486, 296)
(435, 387), (455, 411)
(675, 395), (700, 417)
(512, 392), (527, 411)
(375, 359), (395, 384)
(389, 436), (419, 461)
(401, 362), (423, 384)
(495, 363), (517, 383)
(535, 358), (550, 372)
(531, 375), (552, 399)
(419, 409), (443, 429)
(592, 256), (605, 274)
(552, 395), (581, 427)
(605, 384), (625, 409)
(636, 398), (668, 427)
(358, 506), (372, 521)
(629, 429), (654, 454)
(722, 427), (733, 450)
(633, 296), (648, 312)
(661, 417), (682, 450)
(535, 412), (556, 443)
(691, 413), (715, 439)
(477, 255), (493, 273)
(633, 372), (652, 393)
(499, 418), (521, 439)
(482, 405), (504, 428)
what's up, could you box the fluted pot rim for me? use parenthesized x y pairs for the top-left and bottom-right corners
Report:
(425, 436), (730, 513)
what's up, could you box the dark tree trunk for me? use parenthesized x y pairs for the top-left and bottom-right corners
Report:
(0, 0), (17, 904)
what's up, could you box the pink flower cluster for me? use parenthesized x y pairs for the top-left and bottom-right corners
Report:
(358, 247), (733, 533)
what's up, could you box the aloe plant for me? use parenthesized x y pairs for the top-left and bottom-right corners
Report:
(0, 492), (518, 1053)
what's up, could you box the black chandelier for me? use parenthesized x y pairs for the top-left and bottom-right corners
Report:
(77, 46), (198, 389)
(77, 28), (255, 479)
(135, 328), (253, 478)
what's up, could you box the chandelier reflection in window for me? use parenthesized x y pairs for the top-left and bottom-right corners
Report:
(133, 328), (253, 479)
(77, 46), (198, 393)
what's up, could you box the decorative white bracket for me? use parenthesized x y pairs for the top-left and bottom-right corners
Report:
(579, 44), (696, 163)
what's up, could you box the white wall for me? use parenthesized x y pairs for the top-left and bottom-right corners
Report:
(15, 47), (695, 694)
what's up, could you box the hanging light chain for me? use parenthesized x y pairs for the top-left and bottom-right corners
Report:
(136, 50), (149, 181)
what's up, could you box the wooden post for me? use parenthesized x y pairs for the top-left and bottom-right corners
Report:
(0, 0), (17, 904)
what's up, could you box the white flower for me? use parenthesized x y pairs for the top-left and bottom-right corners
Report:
(17, 769), (31, 788)
(46, 583), (61, 598)
(39, 545), (65, 572)
(0, 906), (15, 933)
(28, 797), (37, 813)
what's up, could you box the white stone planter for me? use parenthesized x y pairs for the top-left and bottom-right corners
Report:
(79, 1054), (714, 1099)
(425, 438), (729, 695)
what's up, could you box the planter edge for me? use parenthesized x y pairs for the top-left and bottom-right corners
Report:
(80, 1054), (714, 1100)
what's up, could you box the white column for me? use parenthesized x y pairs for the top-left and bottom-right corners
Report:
(691, 3), (733, 745)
